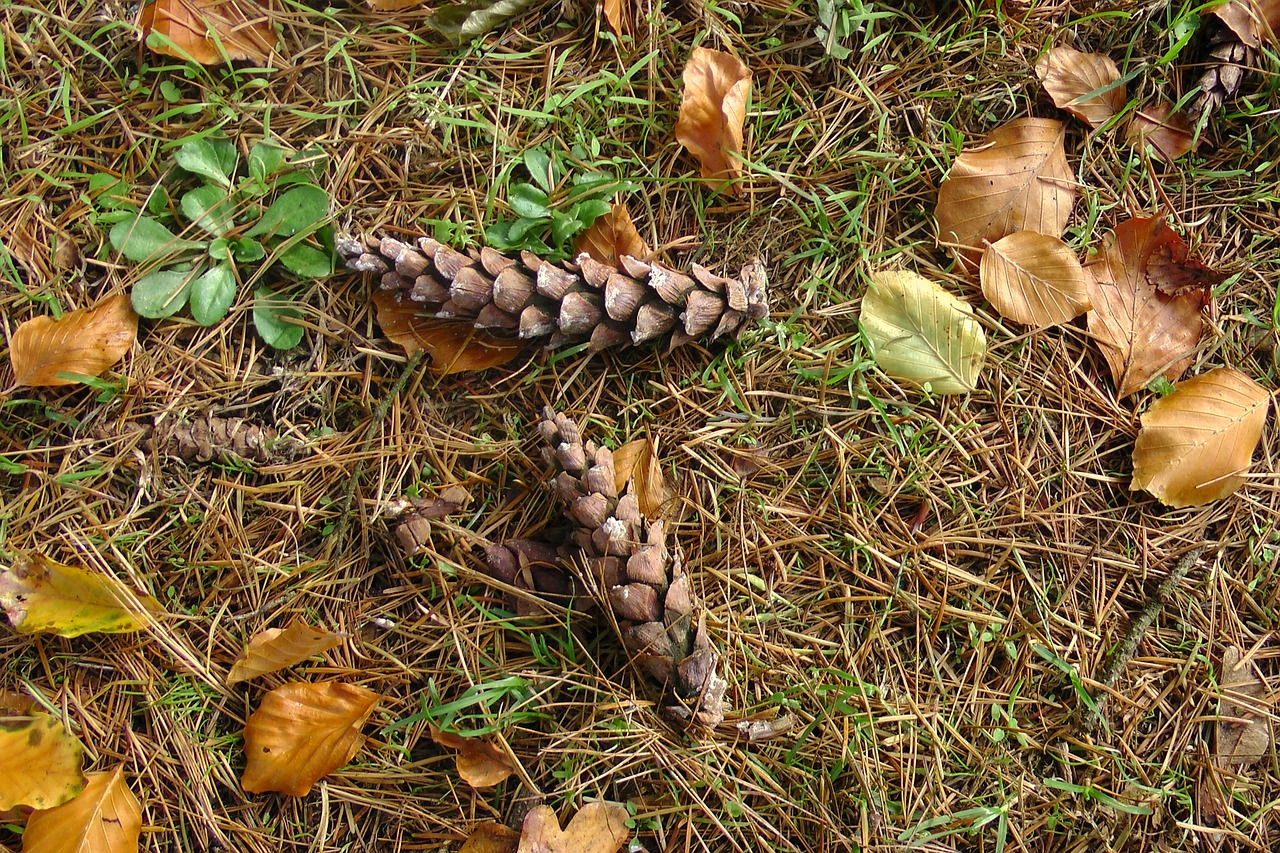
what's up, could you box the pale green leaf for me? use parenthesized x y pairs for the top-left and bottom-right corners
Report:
(190, 263), (237, 326)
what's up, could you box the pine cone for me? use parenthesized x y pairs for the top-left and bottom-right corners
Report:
(337, 232), (768, 355)
(1189, 20), (1254, 122)
(537, 407), (728, 726)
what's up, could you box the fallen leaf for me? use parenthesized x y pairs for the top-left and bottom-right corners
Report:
(674, 47), (752, 195)
(241, 681), (382, 797)
(138, 0), (278, 66)
(1085, 216), (1205, 397)
(430, 725), (516, 789)
(372, 291), (524, 374)
(980, 231), (1090, 328)
(1216, 646), (1271, 766)
(365, 0), (426, 9)
(517, 802), (629, 853)
(1125, 102), (1195, 161)
(0, 553), (163, 637)
(573, 203), (649, 267)
(935, 117), (1076, 269)
(601, 0), (627, 35)
(428, 0), (539, 42)
(1131, 367), (1270, 507)
(1142, 229), (1228, 296)
(0, 712), (85, 810)
(859, 270), (986, 395)
(21, 766), (141, 853)
(1213, 0), (1280, 48)
(1035, 46), (1125, 129)
(9, 294), (137, 388)
(460, 821), (521, 853)
(611, 436), (667, 518)
(226, 619), (344, 686)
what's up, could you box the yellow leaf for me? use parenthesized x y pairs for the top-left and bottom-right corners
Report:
(1035, 46), (1125, 129)
(573, 203), (649, 268)
(516, 803), (629, 853)
(241, 682), (381, 797)
(860, 270), (986, 395)
(1131, 368), (1270, 507)
(226, 619), (344, 685)
(674, 47), (751, 195)
(0, 712), (85, 810)
(429, 725), (516, 789)
(10, 295), (136, 388)
(21, 766), (141, 853)
(137, 0), (278, 66)
(980, 232), (1089, 328)
(0, 553), (163, 638)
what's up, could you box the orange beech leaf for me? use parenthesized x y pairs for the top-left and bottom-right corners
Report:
(935, 118), (1076, 269)
(241, 682), (382, 797)
(226, 619), (344, 686)
(980, 231), (1090, 328)
(1125, 102), (1195, 162)
(21, 766), (141, 853)
(517, 802), (629, 853)
(0, 711), (85, 810)
(429, 726), (516, 789)
(1035, 46), (1125, 129)
(601, 0), (627, 35)
(138, 0), (277, 66)
(1213, 0), (1280, 47)
(460, 821), (521, 853)
(1131, 368), (1270, 507)
(372, 291), (524, 374)
(611, 436), (668, 518)
(674, 47), (752, 195)
(10, 294), (136, 388)
(573, 203), (649, 267)
(1085, 217), (1205, 397)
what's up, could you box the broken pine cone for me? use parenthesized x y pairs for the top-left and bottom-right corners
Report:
(537, 407), (728, 727)
(337, 232), (768, 355)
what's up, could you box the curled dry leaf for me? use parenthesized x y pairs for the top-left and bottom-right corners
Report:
(611, 436), (668, 518)
(1216, 645), (1272, 766)
(935, 117), (1076, 269)
(1035, 46), (1125, 129)
(1131, 367), (1270, 507)
(460, 821), (521, 853)
(860, 270), (986, 395)
(429, 725), (516, 789)
(138, 0), (278, 66)
(0, 553), (163, 638)
(372, 291), (524, 374)
(1142, 227), (1228, 296)
(241, 681), (382, 797)
(1214, 0), (1280, 48)
(10, 294), (137, 388)
(21, 766), (141, 853)
(226, 619), (344, 685)
(573, 203), (649, 267)
(1125, 102), (1195, 162)
(0, 712), (85, 810)
(674, 47), (751, 195)
(1085, 217), (1206, 397)
(980, 231), (1090, 328)
(517, 802), (630, 853)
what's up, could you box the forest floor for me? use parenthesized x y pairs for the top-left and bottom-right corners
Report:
(2, 0), (1279, 851)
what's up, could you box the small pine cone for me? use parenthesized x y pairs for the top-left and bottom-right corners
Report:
(537, 406), (728, 726)
(1189, 21), (1255, 122)
(337, 232), (768, 355)
(151, 415), (304, 465)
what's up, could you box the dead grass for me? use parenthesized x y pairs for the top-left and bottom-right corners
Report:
(2, 0), (1279, 851)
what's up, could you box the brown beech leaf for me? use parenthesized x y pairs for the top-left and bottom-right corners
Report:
(21, 766), (141, 853)
(935, 117), (1076, 269)
(1217, 645), (1272, 767)
(0, 552), (163, 638)
(138, 0), (278, 65)
(980, 231), (1090, 328)
(1142, 229), (1228, 296)
(241, 682), (382, 797)
(517, 802), (629, 853)
(1125, 102), (1195, 162)
(1213, 0), (1280, 48)
(372, 291), (524, 374)
(573, 203), (649, 267)
(10, 294), (137, 388)
(1131, 367), (1270, 507)
(674, 47), (751, 195)
(611, 436), (668, 518)
(1035, 46), (1125, 129)
(460, 821), (521, 853)
(0, 711), (85, 810)
(1085, 217), (1205, 397)
(226, 619), (344, 686)
(430, 725), (516, 789)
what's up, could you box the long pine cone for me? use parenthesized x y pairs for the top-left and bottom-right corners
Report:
(537, 407), (728, 726)
(337, 232), (768, 354)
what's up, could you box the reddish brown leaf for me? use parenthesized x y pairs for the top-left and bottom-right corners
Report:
(935, 118), (1076, 269)
(430, 725), (516, 789)
(1141, 229), (1228, 296)
(674, 47), (752, 195)
(226, 619), (344, 685)
(138, 0), (278, 66)
(1125, 102), (1195, 161)
(372, 291), (524, 374)
(1213, 0), (1280, 48)
(1085, 217), (1205, 397)
(10, 294), (137, 388)
(573, 203), (649, 267)
(1035, 46), (1125, 129)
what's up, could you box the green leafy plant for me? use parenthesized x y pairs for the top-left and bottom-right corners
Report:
(485, 146), (636, 260)
(108, 135), (334, 348)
